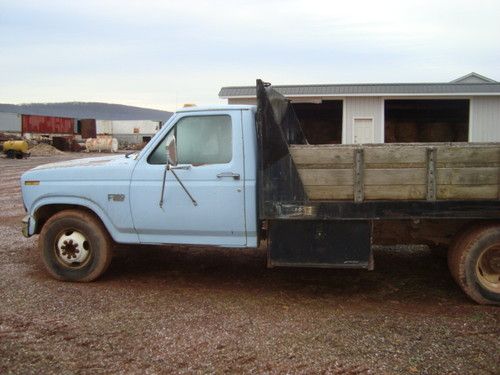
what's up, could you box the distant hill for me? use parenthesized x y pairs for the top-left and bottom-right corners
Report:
(0, 102), (172, 122)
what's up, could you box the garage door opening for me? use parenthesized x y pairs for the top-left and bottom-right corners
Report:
(292, 101), (343, 144)
(385, 100), (469, 143)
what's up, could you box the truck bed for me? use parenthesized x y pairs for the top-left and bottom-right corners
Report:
(290, 143), (500, 201)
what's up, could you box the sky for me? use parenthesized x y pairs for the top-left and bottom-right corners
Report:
(1, 0), (499, 111)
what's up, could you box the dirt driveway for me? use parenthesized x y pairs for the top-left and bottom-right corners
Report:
(0, 154), (498, 374)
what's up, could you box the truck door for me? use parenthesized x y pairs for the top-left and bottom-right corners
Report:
(129, 110), (247, 246)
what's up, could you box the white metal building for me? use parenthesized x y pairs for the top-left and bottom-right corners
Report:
(219, 73), (500, 144)
(0, 112), (22, 134)
(0, 102), (171, 145)
(96, 120), (161, 145)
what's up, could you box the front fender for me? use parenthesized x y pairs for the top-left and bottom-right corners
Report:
(29, 195), (139, 244)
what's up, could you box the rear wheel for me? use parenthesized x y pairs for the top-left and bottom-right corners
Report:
(39, 210), (112, 282)
(448, 223), (500, 305)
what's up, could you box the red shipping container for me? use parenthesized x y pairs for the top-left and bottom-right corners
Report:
(22, 115), (74, 134)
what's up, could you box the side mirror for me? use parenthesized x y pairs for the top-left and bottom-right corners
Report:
(166, 135), (178, 166)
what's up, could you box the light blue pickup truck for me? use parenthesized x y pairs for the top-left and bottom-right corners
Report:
(21, 80), (500, 305)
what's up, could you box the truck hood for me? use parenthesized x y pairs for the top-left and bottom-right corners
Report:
(21, 155), (137, 182)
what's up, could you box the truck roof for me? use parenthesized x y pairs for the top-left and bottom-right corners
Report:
(176, 104), (256, 113)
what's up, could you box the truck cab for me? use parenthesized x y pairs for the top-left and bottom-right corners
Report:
(21, 105), (259, 248)
(129, 105), (258, 247)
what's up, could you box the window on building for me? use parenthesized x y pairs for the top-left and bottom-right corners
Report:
(292, 101), (343, 144)
(385, 100), (469, 143)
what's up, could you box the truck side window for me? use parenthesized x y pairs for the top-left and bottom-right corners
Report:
(148, 115), (232, 165)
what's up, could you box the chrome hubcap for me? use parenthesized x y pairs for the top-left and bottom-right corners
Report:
(56, 230), (90, 266)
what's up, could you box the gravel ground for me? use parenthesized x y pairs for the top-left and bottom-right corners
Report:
(0, 154), (498, 374)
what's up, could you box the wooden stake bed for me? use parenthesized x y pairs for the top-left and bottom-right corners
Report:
(290, 143), (500, 201)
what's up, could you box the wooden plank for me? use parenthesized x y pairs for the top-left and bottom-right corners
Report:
(304, 169), (497, 186)
(435, 162), (500, 168)
(437, 167), (500, 185)
(436, 146), (500, 166)
(364, 185), (426, 200)
(291, 144), (500, 168)
(298, 168), (428, 186)
(437, 185), (499, 200)
(305, 186), (354, 200)
(364, 147), (426, 166)
(297, 169), (354, 186)
(363, 162), (427, 169)
(290, 146), (354, 167)
(364, 168), (426, 186)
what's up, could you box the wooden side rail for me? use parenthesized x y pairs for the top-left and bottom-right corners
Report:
(290, 143), (500, 201)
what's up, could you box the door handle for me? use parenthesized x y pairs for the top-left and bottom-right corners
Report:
(170, 164), (191, 170)
(217, 172), (240, 180)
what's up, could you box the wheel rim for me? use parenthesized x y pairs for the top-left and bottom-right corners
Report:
(54, 229), (91, 268)
(476, 245), (500, 293)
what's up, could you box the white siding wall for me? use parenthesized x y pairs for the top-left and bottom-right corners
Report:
(96, 120), (113, 134)
(343, 97), (384, 144)
(229, 96), (386, 144)
(470, 97), (500, 142)
(0, 112), (21, 132)
(96, 120), (160, 135)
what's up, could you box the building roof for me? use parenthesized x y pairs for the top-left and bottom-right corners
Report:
(176, 104), (256, 113)
(219, 73), (500, 99)
(0, 102), (172, 122)
(450, 72), (497, 83)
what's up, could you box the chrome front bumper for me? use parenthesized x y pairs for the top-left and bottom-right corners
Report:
(21, 215), (31, 238)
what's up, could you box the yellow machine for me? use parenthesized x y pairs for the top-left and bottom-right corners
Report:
(2, 140), (29, 159)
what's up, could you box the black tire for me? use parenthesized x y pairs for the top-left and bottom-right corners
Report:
(448, 223), (500, 305)
(38, 209), (112, 282)
(6, 149), (15, 159)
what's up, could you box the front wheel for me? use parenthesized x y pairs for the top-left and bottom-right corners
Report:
(38, 210), (112, 282)
(448, 223), (500, 305)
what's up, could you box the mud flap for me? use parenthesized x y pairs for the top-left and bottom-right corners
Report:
(267, 220), (373, 269)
